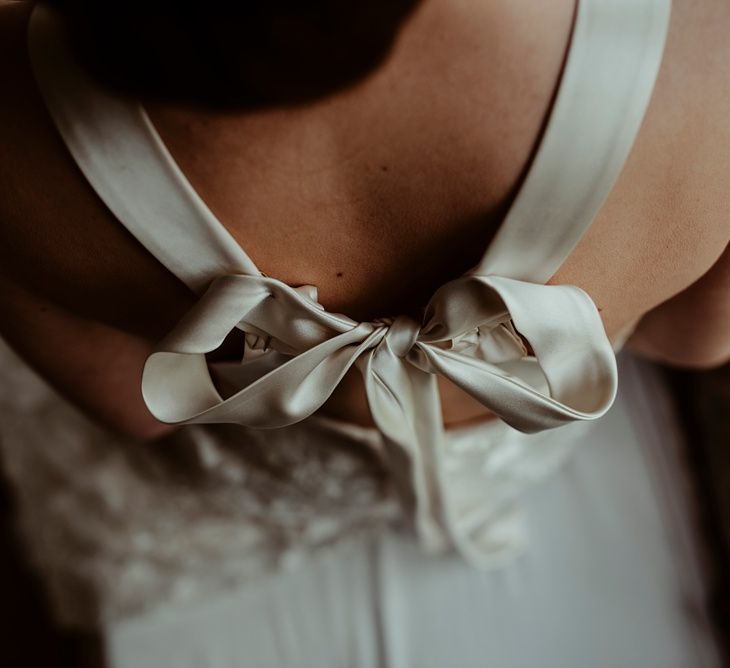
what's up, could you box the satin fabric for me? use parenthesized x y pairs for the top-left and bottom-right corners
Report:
(142, 274), (617, 562)
(27, 0), (672, 566)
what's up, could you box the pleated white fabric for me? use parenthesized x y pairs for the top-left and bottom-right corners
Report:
(27, 0), (671, 566)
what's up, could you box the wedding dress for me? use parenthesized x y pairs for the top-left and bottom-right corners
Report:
(0, 0), (722, 665)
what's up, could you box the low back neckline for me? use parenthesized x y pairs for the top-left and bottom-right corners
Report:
(28, 0), (670, 301)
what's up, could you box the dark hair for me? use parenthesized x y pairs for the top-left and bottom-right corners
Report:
(50, 0), (422, 109)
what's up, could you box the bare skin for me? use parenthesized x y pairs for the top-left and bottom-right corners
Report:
(0, 0), (728, 440)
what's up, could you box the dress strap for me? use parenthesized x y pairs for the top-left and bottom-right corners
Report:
(28, 0), (671, 293)
(27, 4), (259, 294)
(475, 0), (671, 283)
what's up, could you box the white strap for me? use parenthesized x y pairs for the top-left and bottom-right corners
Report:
(28, 0), (671, 291)
(476, 0), (671, 282)
(27, 4), (259, 294)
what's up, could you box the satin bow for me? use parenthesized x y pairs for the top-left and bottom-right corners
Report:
(142, 273), (617, 565)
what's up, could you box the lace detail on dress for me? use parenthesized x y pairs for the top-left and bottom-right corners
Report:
(0, 339), (398, 625)
(0, 337), (591, 626)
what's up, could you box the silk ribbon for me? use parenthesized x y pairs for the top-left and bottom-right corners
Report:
(141, 273), (617, 566)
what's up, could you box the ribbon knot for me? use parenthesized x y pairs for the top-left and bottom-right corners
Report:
(383, 314), (421, 358)
(141, 272), (617, 566)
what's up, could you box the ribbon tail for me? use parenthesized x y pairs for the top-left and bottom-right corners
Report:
(360, 349), (449, 553)
(403, 369), (515, 568)
(362, 350), (527, 567)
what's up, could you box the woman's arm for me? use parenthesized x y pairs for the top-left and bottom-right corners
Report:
(629, 242), (730, 369)
(0, 273), (177, 441)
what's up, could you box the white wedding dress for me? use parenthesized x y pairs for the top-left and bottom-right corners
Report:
(0, 0), (722, 665)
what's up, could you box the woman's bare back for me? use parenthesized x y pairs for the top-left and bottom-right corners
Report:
(0, 0), (728, 438)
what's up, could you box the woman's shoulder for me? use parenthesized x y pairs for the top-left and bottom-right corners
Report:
(0, 2), (193, 437)
(0, 2), (192, 329)
(552, 0), (730, 361)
